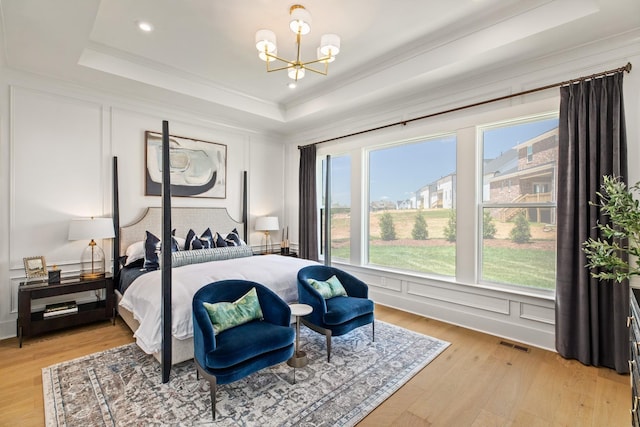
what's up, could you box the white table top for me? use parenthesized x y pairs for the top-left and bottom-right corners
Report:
(289, 303), (312, 317)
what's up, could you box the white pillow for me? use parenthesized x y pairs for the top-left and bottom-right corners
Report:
(124, 236), (185, 267)
(124, 241), (145, 266)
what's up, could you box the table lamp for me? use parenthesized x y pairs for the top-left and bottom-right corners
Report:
(68, 217), (115, 279)
(255, 216), (279, 254)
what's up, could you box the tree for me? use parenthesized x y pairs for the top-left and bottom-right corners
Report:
(379, 212), (396, 241)
(483, 211), (497, 239)
(412, 210), (428, 240)
(443, 209), (456, 242)
(583, 175), (640, 283)
(509, 211), (531, 243)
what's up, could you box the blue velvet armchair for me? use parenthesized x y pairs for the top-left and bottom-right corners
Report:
(192, 280), (295, 419)
(297, 265), (375, 362)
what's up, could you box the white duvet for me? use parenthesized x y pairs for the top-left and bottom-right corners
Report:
(119, 254), (317, 354)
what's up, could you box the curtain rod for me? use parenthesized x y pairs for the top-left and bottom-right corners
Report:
(298, 62), (632, 149)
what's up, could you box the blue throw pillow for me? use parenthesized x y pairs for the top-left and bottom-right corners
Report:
(143, 231), (180, 270)
(214, 232), (228, 247)
(225, 229), (242, 246)
(200, 228), (214, 249)
(143, 231), (161, 270)
(185, 229), (196, 250)
(185, 228), (214, 250)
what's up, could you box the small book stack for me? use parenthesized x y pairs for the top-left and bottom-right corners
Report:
(43, 301), (78, 318)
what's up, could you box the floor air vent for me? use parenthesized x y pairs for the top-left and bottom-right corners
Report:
(499, 340), (530, 353)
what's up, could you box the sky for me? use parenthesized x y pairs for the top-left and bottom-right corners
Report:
(328, 117), (559, 206)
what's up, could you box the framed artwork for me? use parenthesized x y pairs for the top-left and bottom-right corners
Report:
(145, 131), (227, 198)
(23, 256), (47, 281)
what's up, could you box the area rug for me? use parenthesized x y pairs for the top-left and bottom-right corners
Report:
(43, 321), (449, 426)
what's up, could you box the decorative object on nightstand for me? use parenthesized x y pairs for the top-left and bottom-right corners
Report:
(68, 217), (115, 280)
(48, 265), (61, 283)
(23, 256), (47, 283)
(280, 226), (290, 255)
(255, 216), (279, 254)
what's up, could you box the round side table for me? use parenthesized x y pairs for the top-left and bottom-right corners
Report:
(287, 303), (313, 369)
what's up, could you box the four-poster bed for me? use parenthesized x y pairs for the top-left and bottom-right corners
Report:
(112, 122), (316, 382)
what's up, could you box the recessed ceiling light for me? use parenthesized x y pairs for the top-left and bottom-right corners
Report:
(137, 21), (153, 32)
(288, 82), (297, 89)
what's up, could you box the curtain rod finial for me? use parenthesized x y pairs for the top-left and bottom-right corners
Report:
(625, 62), (632, 73)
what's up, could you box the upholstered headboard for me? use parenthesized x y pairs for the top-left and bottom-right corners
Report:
(119, 207), (244, 255)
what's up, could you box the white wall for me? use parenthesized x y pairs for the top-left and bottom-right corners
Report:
(0, 69), (287, 339)
(284, 33), (640, 351)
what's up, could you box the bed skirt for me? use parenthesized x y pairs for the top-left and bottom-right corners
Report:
(116, 290), (195, 365)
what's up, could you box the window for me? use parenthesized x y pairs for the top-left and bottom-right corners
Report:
(480, 115), (558, 289)
(315, 99), (559, 295)
(322, 155), (351, 261)
(367, 135), (456, 277)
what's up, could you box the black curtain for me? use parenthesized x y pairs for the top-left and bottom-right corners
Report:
(299, 145), (319, 261)
(555, 72), (629, 374)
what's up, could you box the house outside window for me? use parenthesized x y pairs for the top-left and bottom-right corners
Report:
(480, 115), (558, 290)
(367, 135), (457, 277)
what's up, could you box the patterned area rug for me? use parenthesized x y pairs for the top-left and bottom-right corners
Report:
(43, 321), (449, 426)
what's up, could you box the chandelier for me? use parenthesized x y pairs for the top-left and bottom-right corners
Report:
(255, 4), (340, 82)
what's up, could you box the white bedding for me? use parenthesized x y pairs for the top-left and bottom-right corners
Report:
(119, 254), (317, 354)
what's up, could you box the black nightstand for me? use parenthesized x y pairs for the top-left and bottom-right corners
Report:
(17, 275), (115, 347)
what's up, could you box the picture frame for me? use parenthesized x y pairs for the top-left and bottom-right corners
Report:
(145, 131), (227, 198)
(23, 256), (47, 281)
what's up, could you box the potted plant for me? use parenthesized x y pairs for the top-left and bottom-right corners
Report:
(582, 175), (640, 282)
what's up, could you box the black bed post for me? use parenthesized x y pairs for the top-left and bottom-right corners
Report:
(161, 121), (173, 383)
(112, 156), (120, 282)
(324, 155), (331, 266)
(242, 171), (248, 241)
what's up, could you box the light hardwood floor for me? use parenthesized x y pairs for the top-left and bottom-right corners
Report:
(0, 305), (629, 426)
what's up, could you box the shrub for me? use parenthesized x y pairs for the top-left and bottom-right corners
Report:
(379, 212), (396, 241)
(443, 209), (456, 242)
(483, 211), (497, 239)
(411, 210), (428, 240)
(509, 212), (531, 243)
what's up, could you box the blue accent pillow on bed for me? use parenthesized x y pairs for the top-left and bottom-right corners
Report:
(214, 232), (228, 247)
(144, 231), (180, 270)
(185, 228), (214, 250)
(225, 228), (243, 246)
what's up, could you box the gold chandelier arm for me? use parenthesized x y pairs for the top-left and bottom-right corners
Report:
(303, 65), (329, 76)
(264, 51), (293, 65)
(267, 64), (295, 73)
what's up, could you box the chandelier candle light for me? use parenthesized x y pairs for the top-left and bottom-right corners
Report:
(255, 4), (340, 82)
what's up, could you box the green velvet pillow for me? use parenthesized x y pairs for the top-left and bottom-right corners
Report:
(202, 287), (264, 335)
(307, 275), (348, 299)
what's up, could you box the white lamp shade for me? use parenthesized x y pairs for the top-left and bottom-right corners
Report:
(320, 34), (340, 56)
(68, 217), (115, 241)
(255, 29), (277, 53)
(317, 47), (335, 63)
(289, 5), (311, 35)
(287, 65), (305, 80)
(259, 48), (277, 62)
(255, 216), (280, 231)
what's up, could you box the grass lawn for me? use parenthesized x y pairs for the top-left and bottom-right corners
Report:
(328, 208), (556, 289)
